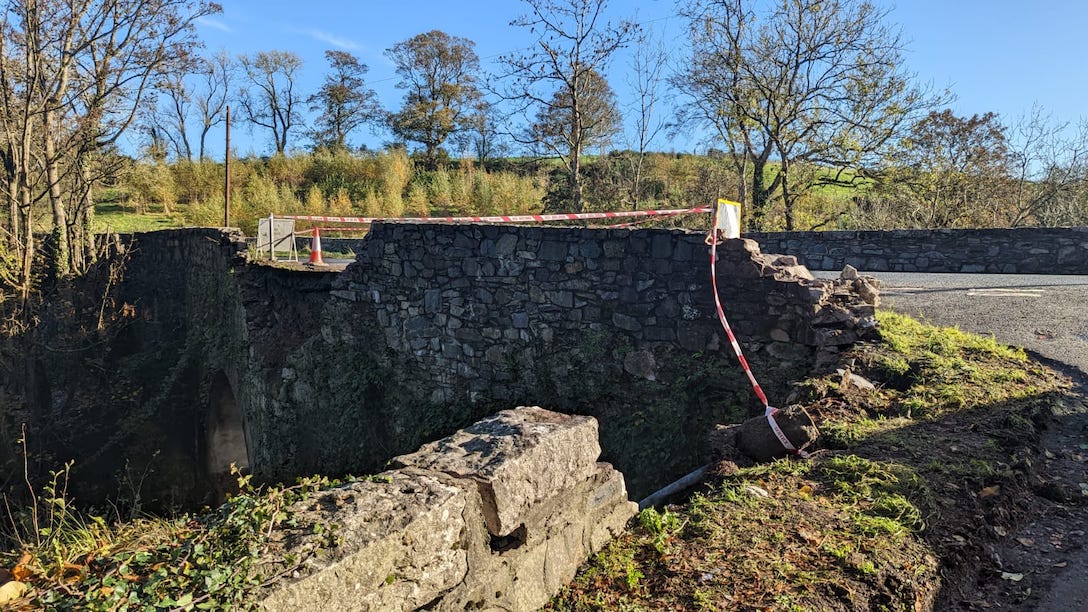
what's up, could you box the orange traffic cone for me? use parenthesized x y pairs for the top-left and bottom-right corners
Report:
(308, 228), (327, 266)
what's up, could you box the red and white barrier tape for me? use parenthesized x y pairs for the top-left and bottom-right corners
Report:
(314, 226), (370, 233)
(707, 202), (808, 458)
(604, 208), (706, 228)
(275, 206), (711, 225)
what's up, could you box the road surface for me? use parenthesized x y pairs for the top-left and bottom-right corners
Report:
(816, 271), (1088, 377)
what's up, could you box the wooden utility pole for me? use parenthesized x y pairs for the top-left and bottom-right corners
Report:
(224, 105), (231, 226)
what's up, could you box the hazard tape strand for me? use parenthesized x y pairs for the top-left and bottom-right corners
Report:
(276, 206), (711, 225)
(707, 224), (808, 458)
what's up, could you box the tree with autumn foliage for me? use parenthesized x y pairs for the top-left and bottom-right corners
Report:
(386, 30), (482, 169)
(308, 50), (382, 152)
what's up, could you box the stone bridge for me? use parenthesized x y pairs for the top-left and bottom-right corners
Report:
(18, 223), (875, 508)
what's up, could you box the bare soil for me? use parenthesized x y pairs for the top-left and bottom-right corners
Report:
(952, 374), (1088, 611)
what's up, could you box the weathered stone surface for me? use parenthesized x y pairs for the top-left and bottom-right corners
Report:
(623, 349), (658, 381)
(705, 402), (818, 459)
(393, 407), (601, 537)
(732, 405), (819, 461)
(259, 468), (473, 611)
(259, 408), (636, 612)
(446, 463), (637, 612)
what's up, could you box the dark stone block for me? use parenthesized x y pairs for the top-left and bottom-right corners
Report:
(540, 240), (568, 261)
(677, 322), (710, 352)
(643, 326), (676, 342)
(424, 289), (442, 314)
(612, 312), (642, 331)
(511, 312), (529, 328)
(651, 234), (673, 259)
(494, 234), (518, 257)
(578, 241), (602, 259)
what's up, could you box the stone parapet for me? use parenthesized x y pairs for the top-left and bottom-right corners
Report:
(750, 227), (1088, 274)
(393, 407), (602, 537)
(259, 407), (637, 612)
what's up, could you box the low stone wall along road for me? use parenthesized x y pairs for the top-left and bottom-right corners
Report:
(816, 272), (1088, 376)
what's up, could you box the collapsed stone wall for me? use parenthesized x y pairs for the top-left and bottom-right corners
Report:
(259, 407), (636, 611)
(750, 227), (1088, 274)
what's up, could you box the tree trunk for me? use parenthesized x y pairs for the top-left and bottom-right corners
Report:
(570, 143), (583, 213)
(750, 157), (767, 230)
(199, 123), (211, 160)
(43, 110), (70, 277)
(7, 177), (20, 240)
(20, 200), (33, 304)
(79, 163), (97, 269)
(735, 151), (749, 222)
(781, 158), (794, 231)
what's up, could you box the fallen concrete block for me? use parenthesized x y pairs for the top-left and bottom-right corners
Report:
(260, 407), (636, 612)
(445, 463), (637, 612)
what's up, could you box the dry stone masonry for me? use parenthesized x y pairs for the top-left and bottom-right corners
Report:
(750, 227), (1088, 274)
(285, 223), (878, 497)
(259, 407), (636, 611)
(12, 223), (879, 509)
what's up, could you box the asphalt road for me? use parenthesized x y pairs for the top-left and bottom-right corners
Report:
(816, 271), (1088, 377)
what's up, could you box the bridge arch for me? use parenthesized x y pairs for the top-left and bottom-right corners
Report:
(204, 372), (249, 494)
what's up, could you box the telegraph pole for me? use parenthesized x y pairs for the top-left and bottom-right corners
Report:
(224, 105), (231, 227)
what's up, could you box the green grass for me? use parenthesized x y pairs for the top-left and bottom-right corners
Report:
(550, 312), (1069, 611)
(93, 201), (183, 233)
(873, 311), (1034, 419)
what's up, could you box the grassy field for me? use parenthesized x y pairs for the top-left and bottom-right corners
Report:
(93, 202), (182, 233)
(93, 189), (183, 233)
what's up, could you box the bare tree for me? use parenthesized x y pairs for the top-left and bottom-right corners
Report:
(453, 98), (508, 165)
(386, 30), (481, 168)
(499, 0), (637, 212)
(238, 50), (303, 155)
(136, 95), (172, 162)
(531, 67), (622, 209)
(195, 50), (233, 159)
(0, 0), (218, 286)
(308, 50), (381, 152)
(1006, 105), (1088, 227)
(151, 72), (194, 160)
(625, 27), (670, 208)
(675, 0), (939, 230)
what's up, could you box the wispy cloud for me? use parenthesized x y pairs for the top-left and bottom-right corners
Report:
(298, 28), (361, 51)
(197, 16), (232, 32)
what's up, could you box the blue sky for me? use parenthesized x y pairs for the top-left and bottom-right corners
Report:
(172, 0), (1088, 158)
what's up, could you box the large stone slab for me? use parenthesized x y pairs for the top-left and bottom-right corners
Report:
(443, 463), (638, 612)
(393, 406), (601, 537)
(259, 467), (474, 612)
